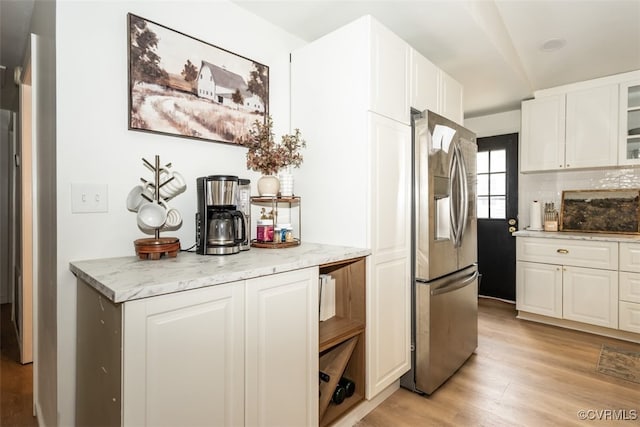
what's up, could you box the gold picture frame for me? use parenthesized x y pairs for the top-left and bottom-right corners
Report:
(560, 189), (640, 234)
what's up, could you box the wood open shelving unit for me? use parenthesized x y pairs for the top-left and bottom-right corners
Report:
(318, 257), (366, 427)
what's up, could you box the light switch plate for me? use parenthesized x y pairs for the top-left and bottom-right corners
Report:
(71, 183), (108, 213)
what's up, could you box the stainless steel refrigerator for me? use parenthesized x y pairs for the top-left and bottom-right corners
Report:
(400, 110), (478, 395)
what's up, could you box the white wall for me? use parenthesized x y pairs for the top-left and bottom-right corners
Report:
(55, 1), (304, 424)
(518, 168), (640, 229)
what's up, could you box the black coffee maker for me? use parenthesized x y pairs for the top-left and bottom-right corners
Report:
(196, 175), (246, 255)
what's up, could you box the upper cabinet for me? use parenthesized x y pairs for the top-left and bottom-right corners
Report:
(619, 80), (640, 165)
(565, 85), (618, 169)
(409, 48), (464, 124)
(370, 19), (410, 124)
(521, 84), (618, 172)
(520, 70), (640, 173)
(439, 70), (464, 124)
(520, 95), (565, 172)
(409, 49), (439, 114)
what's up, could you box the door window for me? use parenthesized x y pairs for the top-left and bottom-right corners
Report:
(477, 149), (506, 219)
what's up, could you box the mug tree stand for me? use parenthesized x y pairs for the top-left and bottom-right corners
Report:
(133, 155), (180, 260)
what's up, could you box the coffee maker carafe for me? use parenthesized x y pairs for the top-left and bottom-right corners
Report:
(196, 175), (246, 255)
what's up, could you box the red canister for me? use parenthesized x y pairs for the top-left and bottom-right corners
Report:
(256, 219), (274, 242)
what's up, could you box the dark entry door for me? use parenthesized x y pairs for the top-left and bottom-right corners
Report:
(476, 133), (518, 301)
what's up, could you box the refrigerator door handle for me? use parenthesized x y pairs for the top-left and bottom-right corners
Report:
(448, 147), (459, 244)
(456, 144), (469, 245)
(431, 269), (478, 296)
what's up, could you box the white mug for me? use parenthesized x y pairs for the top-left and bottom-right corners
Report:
(159, 170), (187, 199)
(160, 201), (183, 230)
(136, 202), (167, 230)
(126, 183), (155, 212)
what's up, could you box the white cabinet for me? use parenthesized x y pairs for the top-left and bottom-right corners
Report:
(291, 16), (412, 401)
(618, 243), (640, 333)
(520, 95), (565, 172)
(123, 282), (245, 427)
(618, 80), (640, 165)
(370, 18), (410, 124)
(562, 266), (618, 328)
(439, 70), (464, 124)
(367, 113), (412, 397)
(516, 261), (562, 318)
(409, 48), (439, 114)
(245, 268), (318, 427)
(77, 267), (318, 427)
(516, 237), (618, 329)
(619, 301), (640, 333)
(520, 85), (618, 172)
(409, 48), (463, 123)
(565, 85), (618, 169)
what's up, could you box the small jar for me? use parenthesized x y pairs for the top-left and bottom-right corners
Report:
(278, 223), (292, 243)
(256, 219), (274, 242)
(284, 225), (294, 242)
(273, 227), (282, 243)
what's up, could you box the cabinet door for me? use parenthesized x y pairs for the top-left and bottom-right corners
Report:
(439, 70), (464, 124)
(618, 80), (640, 165)
(123, 282), (245, 427)
(370, 18), (410, 124)
(620, 242), (640, 273)
(619, 301), (640, 333)
(367, 113), (411, 398)
(563, 266), (618, 328)
(516, 261), (562, 318)
(520, 96), (566, 172)
(245, 267), (318, 427)
(409, 48), (439, 113)
(620, 272), (640, 303)
(565, 85), (618, 169)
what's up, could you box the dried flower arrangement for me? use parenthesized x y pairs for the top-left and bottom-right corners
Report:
(245, 115), (306, 176)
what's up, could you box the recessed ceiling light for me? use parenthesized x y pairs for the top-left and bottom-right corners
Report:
(540, 38), (567, 52)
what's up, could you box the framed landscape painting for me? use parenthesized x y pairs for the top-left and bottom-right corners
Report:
(128, 13), (269, 145)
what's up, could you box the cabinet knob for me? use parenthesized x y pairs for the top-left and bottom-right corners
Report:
(508, 226), (516, 233)
(557, 248), (569, 254)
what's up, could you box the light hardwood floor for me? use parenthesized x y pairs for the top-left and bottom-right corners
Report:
(358, 298), (640, 427)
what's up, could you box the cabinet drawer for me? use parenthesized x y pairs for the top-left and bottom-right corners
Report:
(517, 237), (617, 270)
(619, 301), (640, 333)
(620, 271), (640, 303)
(619, 242), (640, 272)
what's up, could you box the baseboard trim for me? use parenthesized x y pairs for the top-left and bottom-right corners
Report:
(517, 310), (640, 344)
(329, 380), (399, 427)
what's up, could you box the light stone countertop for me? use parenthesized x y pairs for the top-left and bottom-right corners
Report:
(70, 243), (370, 303)
(513, 230), (640, 243)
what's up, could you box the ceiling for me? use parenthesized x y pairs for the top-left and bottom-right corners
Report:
(232, 0), (640, 118)
(1, 1), (639, 117)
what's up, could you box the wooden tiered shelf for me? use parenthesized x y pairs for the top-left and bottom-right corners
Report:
(318, 257), (366, 427)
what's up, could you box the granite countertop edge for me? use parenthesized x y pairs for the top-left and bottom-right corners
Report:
(513, 230), (640, 242)
(69, 243), (370, 304)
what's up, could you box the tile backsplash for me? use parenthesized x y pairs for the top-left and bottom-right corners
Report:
(518, 167), (640, 229)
